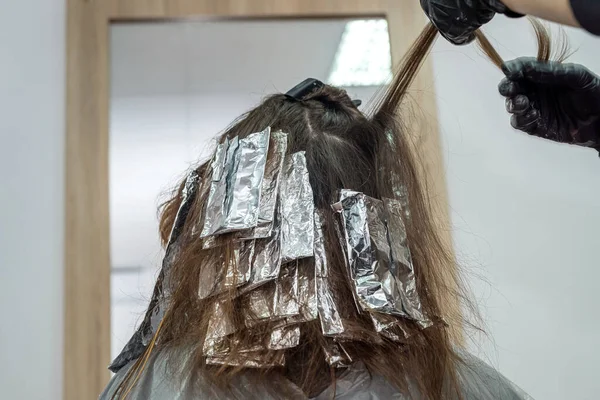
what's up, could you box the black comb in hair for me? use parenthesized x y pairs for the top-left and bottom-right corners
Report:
(285, 78), (362, 108)
(285, 78), (324, 100)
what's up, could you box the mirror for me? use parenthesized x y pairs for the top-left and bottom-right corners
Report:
(109, 17), (393, 360)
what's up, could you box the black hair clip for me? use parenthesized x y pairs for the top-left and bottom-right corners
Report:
(285, 78), (324, 100)
(285, 78), (362, 108)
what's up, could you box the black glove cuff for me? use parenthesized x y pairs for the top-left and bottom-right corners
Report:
(503, 10), (525, 18)
(487, 1), (524, 18)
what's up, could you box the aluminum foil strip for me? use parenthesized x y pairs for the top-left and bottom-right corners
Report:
(199, 233), (222, 250)
(332, 190), (412, 319)
(246, 259), (318, 330)
(384, 198), (430, 328)
(206, 351), (286, 368)
(200, 131), (289, 249)
(332, 212), (362, 314)
(280, 151), (314, 262)
(322, 338), (352, 368)
(268, 325), (300, 350)
(332, 190), (430, 327)
(240, 216), (283, 293)
(327, 218), (389, 344)
(243, 326), (301, 352)
(197, 238), (257, 300)
(209, 325), (300, 358)
(211, 138), (228, 182)
(273, 261), (300, 318)
(314, 211), (346, 336)
(200, 136), (238, 237)
(201, 229), (274, 283)
(228, 239), (254, 288)
(285, 258), (317, 324)
(203, 301), (236, 356)
(197, 251), (228, 300)
(244, 260), (300, 327)
(223, 128), (270, 231)
(332, 190), (402, 316)
(370, 313), (413, 342)
(200, 127), (271, 238)
(244, 283), (277, 327)
(190, 166), (214, 239)
(205, 240), (255, 298)
(241, 130), (288, 239)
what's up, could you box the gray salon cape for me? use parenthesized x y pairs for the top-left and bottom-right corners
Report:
(99, 347), (533, 399)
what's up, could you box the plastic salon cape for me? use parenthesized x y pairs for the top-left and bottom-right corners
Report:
(100, 347), (533, 400)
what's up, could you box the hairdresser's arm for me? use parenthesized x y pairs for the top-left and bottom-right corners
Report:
(501, 0), (578, 26)
(421, 0), (600, 45)
(498, 58), (600, 151)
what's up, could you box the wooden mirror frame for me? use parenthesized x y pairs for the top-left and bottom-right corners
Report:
(65, 1), (451, 399)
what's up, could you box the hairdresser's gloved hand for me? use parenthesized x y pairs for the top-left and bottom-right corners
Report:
(499, 58), (600, 148)
(420, 0), (523, 45)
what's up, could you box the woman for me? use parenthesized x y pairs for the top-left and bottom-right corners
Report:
(100, 29), (531, 399)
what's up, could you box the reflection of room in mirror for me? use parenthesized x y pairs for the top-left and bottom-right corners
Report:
(109, 18), (392, 360)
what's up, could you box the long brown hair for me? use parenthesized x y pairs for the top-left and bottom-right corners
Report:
(116, 20), (559, 399)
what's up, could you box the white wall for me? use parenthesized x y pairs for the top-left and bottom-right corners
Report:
(432, 17), (600, 400)
(0, 1), (65, 400)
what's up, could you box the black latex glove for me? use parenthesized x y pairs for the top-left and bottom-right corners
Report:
(499, 58), (600, 149)
(420, 0), (522, 45)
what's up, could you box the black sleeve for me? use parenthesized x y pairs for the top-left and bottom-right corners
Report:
(570, 0), (600, 35)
